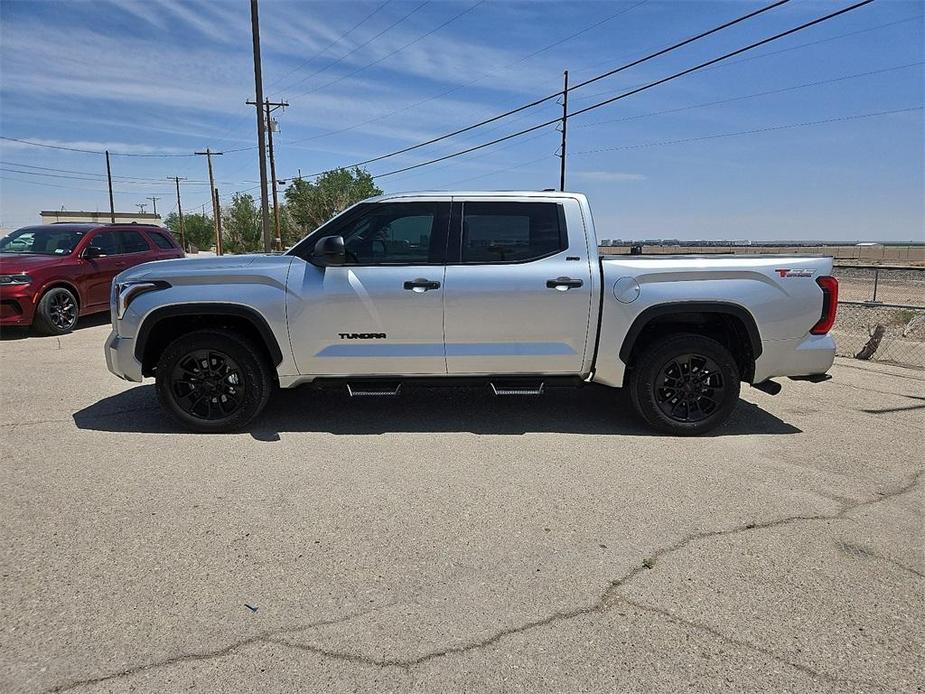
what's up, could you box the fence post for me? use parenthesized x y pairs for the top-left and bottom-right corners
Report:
(872, 268), (880, 303)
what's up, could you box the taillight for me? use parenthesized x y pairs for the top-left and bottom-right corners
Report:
(811, 276), (838, 335)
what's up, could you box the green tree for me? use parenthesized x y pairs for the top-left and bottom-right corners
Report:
(221, 193), (261, 254)
(284, 167), (382, 234)
(164, 212), (215, 251)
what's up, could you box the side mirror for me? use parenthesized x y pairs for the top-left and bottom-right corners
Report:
(83, 245), (104, 259)
(311, 235), (346, 267)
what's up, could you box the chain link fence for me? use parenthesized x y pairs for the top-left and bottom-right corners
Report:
(831, 265), (925, 368)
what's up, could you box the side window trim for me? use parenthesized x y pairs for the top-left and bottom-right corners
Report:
(340, 201), (451, 267)
(118, 229), (153, 255)
(87, 229), (121, 256)
(451, 201), (569, 266)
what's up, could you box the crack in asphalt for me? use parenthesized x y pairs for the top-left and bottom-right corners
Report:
(44, 602), (399, 693)
(43, 469), (924, 692)
(618, 597), (889, 691)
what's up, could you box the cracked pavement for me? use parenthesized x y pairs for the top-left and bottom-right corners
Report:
(1, 319), (923, 693)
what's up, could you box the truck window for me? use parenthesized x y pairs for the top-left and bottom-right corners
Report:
(338, 202), (449, 265)
(147, 231), (176, 249)
(120, 230), (150, 254)
(90, 231), (121, 256)
(461, 202), (564, 263)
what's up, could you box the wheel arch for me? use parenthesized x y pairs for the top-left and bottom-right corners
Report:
(135, 303), (284, 377)
(37, 280), (83, 309)
(619, 302), (762, 383)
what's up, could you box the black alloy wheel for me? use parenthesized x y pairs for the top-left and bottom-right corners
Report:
(169, 349), (245, 420)
(654, 353), (726, 423)
(155, 329), (273, 433)
(628, 333), (740, 436)
(49, 291), (78, 331)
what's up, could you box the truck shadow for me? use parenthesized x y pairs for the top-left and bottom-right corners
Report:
(72, 383), (801, 438)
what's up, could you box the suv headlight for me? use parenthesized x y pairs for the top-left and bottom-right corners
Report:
(0, 274), (31, 286)
(113, 280), (170, 320)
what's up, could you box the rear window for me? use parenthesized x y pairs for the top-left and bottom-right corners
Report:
(461, 202), (565, 263)
(148, 231), (176, 250)
(120, 230), (150, 253)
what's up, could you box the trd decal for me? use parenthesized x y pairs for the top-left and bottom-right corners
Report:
(775, 268), (815, 278)
(338, 333), (387, 339)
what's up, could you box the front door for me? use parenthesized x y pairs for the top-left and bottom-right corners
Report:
(81, 230), (129, 310)
(287, 200), (450, 376)
(442, 198), (594, 375)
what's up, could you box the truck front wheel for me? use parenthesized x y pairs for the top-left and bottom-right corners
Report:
(628, 333), (740, 436)
(155, 329), (273, 433)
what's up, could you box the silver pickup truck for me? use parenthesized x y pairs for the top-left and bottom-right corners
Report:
(105, 191), (838, 435)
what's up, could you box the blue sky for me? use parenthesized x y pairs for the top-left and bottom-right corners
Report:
(0, 0), (922, 241)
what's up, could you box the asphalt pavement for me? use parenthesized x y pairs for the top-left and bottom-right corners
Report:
(1, 317), (922, 693)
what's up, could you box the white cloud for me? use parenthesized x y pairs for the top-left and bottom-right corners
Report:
(572, 170), (647, 182)
(0, 138), (190, 156)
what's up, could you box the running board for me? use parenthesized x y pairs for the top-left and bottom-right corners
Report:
(346, 382), (402, 397)
(490, 380), (545, 396)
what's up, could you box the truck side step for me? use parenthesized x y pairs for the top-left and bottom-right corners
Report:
(346, 382), (402, 397)
(490, 380), (545, 396)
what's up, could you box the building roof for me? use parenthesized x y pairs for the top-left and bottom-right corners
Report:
(40, 211), (161, 220)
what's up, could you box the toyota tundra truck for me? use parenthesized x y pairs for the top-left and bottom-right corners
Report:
(105, 191), (837, 435)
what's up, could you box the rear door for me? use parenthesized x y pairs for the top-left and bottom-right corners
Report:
(287, 199), (451, 376)
(442, 197), (594, 375)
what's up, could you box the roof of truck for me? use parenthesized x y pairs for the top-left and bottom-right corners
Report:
(363, 190), (585, 203)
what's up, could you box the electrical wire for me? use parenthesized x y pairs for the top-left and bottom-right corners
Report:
(283, 0), (651, 146)
(269, 0), (393, 91)
(369, 0), (877, 179)
(287, 0), (792, 173)
(0, 136), (198, 157)
(571, 106), (924, 156)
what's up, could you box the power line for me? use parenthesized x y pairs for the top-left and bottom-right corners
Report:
(289, 1), (485, 102)
(283, 0), (650, 147)
(284, 1), (430, 94)
(574, 62), (924, 129)
(289, 0), (792, 174)
(571, 106), (924, 155)
(0, 136), (197, 157)
(269, 0), (393, 91)
(367, 0), (877, 179)
(0, 161), (231, 185)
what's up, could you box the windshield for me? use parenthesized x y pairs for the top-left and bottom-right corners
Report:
(0, 227), (86, 255)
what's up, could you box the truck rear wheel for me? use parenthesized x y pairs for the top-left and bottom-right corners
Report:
(628, 333), (740, 436)
(155, 329), (272, 433)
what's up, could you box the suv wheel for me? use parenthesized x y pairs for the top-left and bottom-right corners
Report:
(33, 287), (79, 335)
(155, 329), (273, 433)
(628, 333), (740, 436)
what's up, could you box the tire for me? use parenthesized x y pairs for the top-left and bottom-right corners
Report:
(628, 333), (740, 436)
(33, 287), (79, 335)
(155, 329), (273, 433)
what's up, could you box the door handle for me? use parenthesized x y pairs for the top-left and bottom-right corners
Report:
(546, 277), (583, 290)
(403, 278), (441, 292)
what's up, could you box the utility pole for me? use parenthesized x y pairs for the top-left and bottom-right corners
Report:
(253, 98), (288, 250)
(136, 203), (147, 215)
(250, 0), (271, 253)
(195, 148), (224, 255)
(559, 70), (569, 192)
(105, 150), (115, 223)
(168, 176), (187, 250)
(147, 196), (160, 217)
(213, 187), (224, 255)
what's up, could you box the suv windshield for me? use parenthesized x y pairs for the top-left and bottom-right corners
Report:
(0, 227), (87, 255)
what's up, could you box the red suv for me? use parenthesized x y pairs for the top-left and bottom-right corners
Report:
(0, 223), (184, 335)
